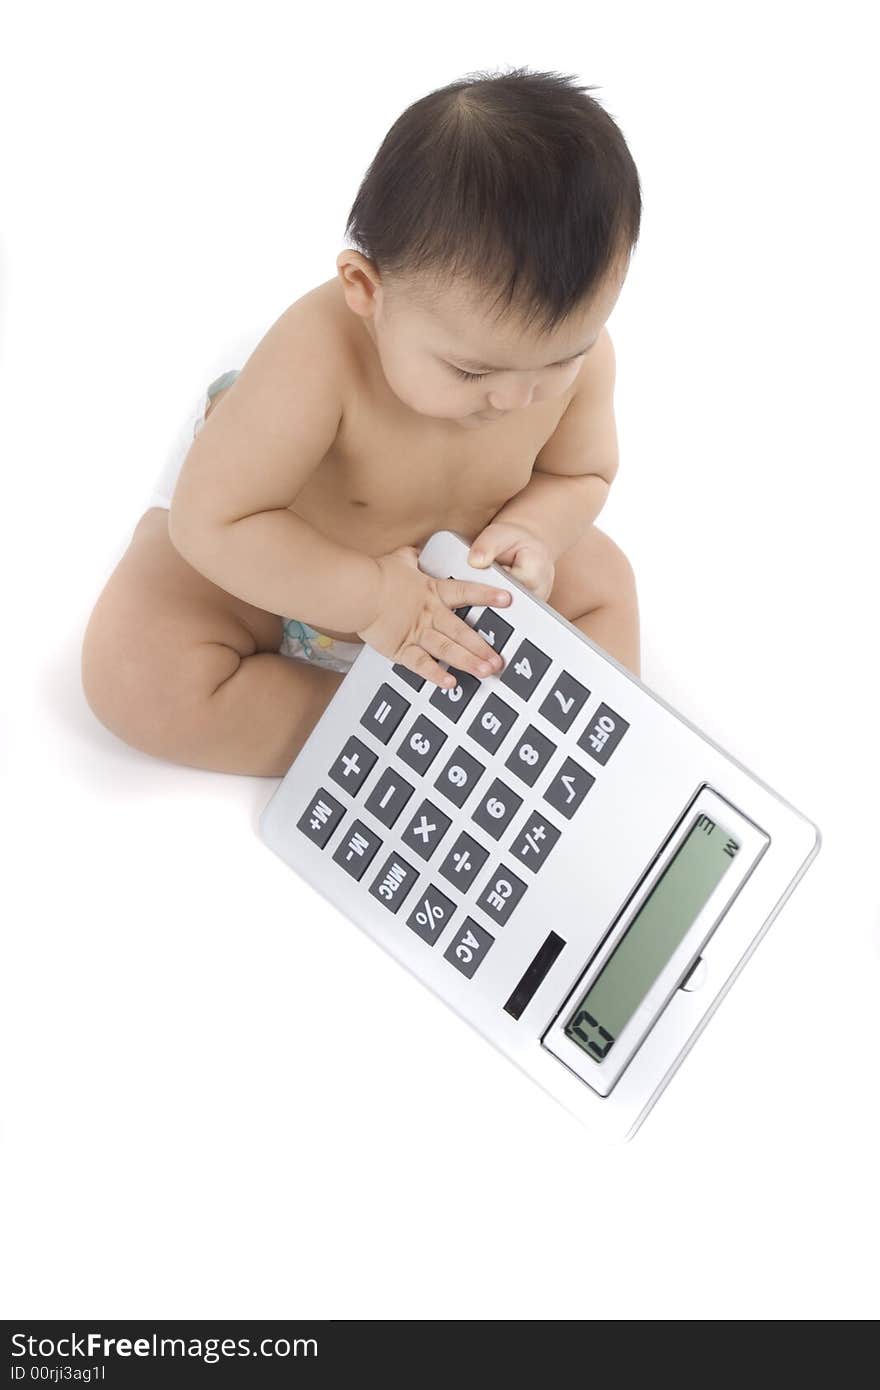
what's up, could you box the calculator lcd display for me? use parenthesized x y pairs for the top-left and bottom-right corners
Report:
(564, 812), (740, 1063)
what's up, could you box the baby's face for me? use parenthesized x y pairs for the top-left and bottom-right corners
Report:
(338, 253), (627, 428)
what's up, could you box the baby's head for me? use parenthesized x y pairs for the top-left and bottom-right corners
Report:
(337, 66), (641, 427)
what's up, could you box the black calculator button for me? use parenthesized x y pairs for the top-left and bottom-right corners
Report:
(511, 815), (561, 872)
(504, 723), (556, 787)
(475, 866), (527, 926)
(434, 747), (485, 808)
(328, 735), (377, 795)
(500, 638), (552, 700)
(577, 701), (630, 765)
(401, 799), (453, 861)
(438, 831), (489, 892)
(471, 777), (523, 840)
(444, 918), (495, 978)
(471, 609), (513, 655)
(397, 713), (447, 774)
(369, 852), (420, 913)
(392, 663), (425, 692)
(539, 670), (590, 732)
(407, 884), (455, 945)
(544, 756), (596, 819)
(364, 767), (415, 828)
(429, 667), (480, 722)
(360, 683), (410, 744)
(467, 692), (517, 755)
(296, 788), (345, 849)
(332, 819), (383, 880)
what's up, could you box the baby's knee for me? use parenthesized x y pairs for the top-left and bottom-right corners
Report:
(592, 527), (637, 595)
(552, 524), (638, 621)
(81, 603), (237, 759)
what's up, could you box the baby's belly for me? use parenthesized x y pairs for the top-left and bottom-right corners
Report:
(287, 488), (514, 642)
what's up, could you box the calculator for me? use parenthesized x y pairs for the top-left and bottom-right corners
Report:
(259, 531), (821, 1140)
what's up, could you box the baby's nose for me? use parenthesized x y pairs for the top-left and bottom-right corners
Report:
(488, 381), (535, 411)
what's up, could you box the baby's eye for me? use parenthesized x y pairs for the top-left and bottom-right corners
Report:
(450, 355), (585, 383)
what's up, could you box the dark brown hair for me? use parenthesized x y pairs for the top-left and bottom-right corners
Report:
(343, 66), (641, 335)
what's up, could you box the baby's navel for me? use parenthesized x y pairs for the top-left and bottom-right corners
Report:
(350, 498), (369, 508)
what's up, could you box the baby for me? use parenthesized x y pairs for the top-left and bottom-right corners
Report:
(81, 67), (642, 778)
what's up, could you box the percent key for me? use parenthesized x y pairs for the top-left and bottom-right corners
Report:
(407, 885), (455, 946)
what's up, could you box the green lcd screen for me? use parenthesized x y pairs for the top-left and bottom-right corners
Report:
(564, 812), (740, 1063)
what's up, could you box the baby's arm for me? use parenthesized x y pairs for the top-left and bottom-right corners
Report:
(468, 329), (620, 589)
(168, 304), (507, 687)
(169, 305), (380, 630)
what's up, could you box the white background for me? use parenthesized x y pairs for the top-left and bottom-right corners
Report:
(2, 0), (878, 1320)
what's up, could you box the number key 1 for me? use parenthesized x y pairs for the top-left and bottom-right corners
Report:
(471, 609), (513, 654)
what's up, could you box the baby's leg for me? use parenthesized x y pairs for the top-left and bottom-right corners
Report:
(549, 524), (641, 678)
(81, 507), (343, 777)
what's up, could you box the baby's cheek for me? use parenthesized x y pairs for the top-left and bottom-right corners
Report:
(388, 371), (446, 416)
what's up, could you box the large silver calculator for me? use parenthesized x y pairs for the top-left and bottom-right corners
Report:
(260, 531), (821, 1140)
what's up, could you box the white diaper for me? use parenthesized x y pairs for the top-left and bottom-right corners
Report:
(145, 370), (240, 511)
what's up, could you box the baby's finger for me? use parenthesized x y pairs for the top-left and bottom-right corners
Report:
(435, 607), (504, 672)
(420, 626), (495, 681)
(436, 577), (512, 613)
(396, 643), (457, 690)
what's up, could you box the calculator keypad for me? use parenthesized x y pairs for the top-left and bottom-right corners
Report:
(501, 638), (552, 700)
(435, 747), (485, 808)
(407, 884), (456, 944)
(539, 671), (590, 732)
(297, 788), (346, 848)
(361, 684), (410, 743)
(439, 831), (489, 891)
(544, 757), (595, 819)
(577, 701), (630, 765)
(471, 609), (514, 654)
(429, 668), (480, 722)
(397, 713), (447, 774)
(471, 778), (523, 840)
(392, 663), (425, 692)
(505, 724), (556, 787)
(467, 692), (517, 755)
(401, 799), (453, 860)
(332, 819), (383, 879)
(475, 866), (527, 926)
(328, 735), (378, 794)
(369, 852), (419, 912)
(444, 918), (495, 978)
(511, 814), (561, 872)
(364, 767), (415, 828)
(297, 574), (633, 983)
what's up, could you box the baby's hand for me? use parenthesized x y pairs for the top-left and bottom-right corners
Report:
(357, 545), (511, 689)
(468, 521), (556, 602)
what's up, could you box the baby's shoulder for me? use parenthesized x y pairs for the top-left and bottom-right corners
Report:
(279, 277), (363, 378)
